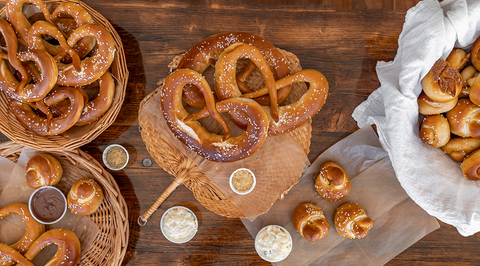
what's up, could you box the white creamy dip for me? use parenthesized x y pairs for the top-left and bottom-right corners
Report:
(255, 225), (292, 262)
(162, 207), (197, 243)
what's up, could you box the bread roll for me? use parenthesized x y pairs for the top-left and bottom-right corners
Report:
(442, 137), (480, 162)
(421, 59), (462, 103)
(334, 203), (373, 239)
(25, 154), (63, 189)
(461, 65), (477, 89)
(315, 162), (350, 201)
(447, 98), (480, 138)
(461, 148), (480, 180)
(446, 48), (470, 70)
(419, 115), (450, 147)
(67, 178), (104, 215)
(292, 203), (329, 242)
(417, 91), (457, 115)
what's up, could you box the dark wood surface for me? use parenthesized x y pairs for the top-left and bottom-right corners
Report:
(2, 0), (480, 265)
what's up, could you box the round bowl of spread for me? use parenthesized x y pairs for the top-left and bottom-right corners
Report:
(28, 186), (67, 225)
(255, 225), (293, 262)
(229, 168), (256, 195)
(102, 144), (129, 171)
(160, 206), (198, 244)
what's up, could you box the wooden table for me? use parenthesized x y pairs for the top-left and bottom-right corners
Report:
(1, 0), (479, 265)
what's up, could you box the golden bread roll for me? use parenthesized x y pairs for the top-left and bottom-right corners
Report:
(469, 74), (480, 105)
(25, 154), (63, 189)
(419, 115), (450, 147)
(67, 178), (104, 215)
(446, 48), (470, 70)
(461, 148), (480, 180)
(0, 243), (33, 266)
(471, 35), (480, 71)
(334, 203), (373, 239)
(442, 137), (480, 162)
(446, 98), (480, 138)
(24, 228), (80, 266)
(0, 203), (45, 255)
(421, 59), (462, 103)
(315, 162), (351, 201)
(461, 65), (477, 89)
(292, 203), (329, 242)
(417, 91), (457, 115)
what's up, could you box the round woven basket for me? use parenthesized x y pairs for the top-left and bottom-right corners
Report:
(0, 0), (128, 151)
(139, 49), (312, 218)
(0, 141), (129, 266)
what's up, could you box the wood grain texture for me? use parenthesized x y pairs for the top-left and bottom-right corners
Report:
(1, 0), (479, 265)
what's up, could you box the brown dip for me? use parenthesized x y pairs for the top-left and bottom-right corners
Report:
(30, 187), (66, 223)
(231, 169), (254, 192)
(106, 146), (127, 169)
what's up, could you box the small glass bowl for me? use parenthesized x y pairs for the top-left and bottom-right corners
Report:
(255, 225), (293, 263)
(160, 206), (198, 244)
(102, 144), (129, 171)
(28, 186), (67, 225)
(229, 168), (256, 195)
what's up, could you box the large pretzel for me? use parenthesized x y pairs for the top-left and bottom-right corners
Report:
(177, 32), (292, 108)
(76, 71), (115, 125)
(0, 243), (33, 266)
(11, 86), (85, 135)
(57, 24), (115, 86)
(161, 69), (269, 162)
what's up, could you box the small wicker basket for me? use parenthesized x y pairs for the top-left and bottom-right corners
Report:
(0, 0), (128, 151)
(0, 141), (129, 266)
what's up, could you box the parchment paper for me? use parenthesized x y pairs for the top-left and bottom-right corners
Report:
(140, 88), (310, 218)
(0, 148), (100, 264)
(241, 125), (439, 266)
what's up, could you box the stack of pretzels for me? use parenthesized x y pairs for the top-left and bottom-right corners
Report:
(418, 35), (480, 180)
(161, 32), (329, 162)
(0, 0), (116, 136)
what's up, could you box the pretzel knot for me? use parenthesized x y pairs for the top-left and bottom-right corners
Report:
(161, 69), (269, 162)
(334, 203), (373, 239)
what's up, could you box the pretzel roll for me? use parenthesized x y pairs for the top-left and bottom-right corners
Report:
(76, 71), (115, 125)
(446, 48), (470, 70)
(57, 24), (115, 86)
(446, 98), (480, 138)
(417, 91), (457, 115)
(67, 178), (104, 215)
(334, 203), (373, 239)
(315, 162), (351, 201)
(161, 69), (269, 162)
(177, 32), (291, 108)
(442, 137), (480, 162)
(461, 148), (480, 180)
(292, 203), (329, 242)
(215, 42), (279, 121)
(0, 203), (45, 254)
(25, 154), (63, 189)
(11, 86), (85, 136)
(5, 0), (53, 47)
(24, 228), (80, 266)
(0, 243), (33, 266)
(468, 74), (480, 105)
(471, 36), (480, 71)
(421, 59), (462, 103)
(461, 65), (477, 88)
(243, 69), (329, 135)
(419, 115), (450, 148)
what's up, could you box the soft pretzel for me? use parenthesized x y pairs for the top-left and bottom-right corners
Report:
(461, 148), (480, 180)
(446, 48), (470, 70)
(242, 69), (329, 135)
(5, 0), (54, 47)
(215, 42), (279, 121)
(0, 203), (45, 254)
(161, 69), (269, 162)
(11, 86), (85, 135)
(292, 203), (329, 242)
(461, 66), (477, 88)
(57, 24), (115, 86)
(67, 178), (104, 215)
(442, 137), (480, 162)
(25, 154), (63, 189)
(315, 161), (351, 201)
(419, 114), (450, 148)
(176, 32), (292, 108)
(24, 228), (81, 266)
(417, 91), (457, 115)
(468, 74), (480, 105)
(421, 59), (462, 103)
(334, 202), (373, 239)
(446, 98), (480, 138)
(471, 35), (480, 71)
(0, 19), (28, 93)
(0, 243), (33, 266)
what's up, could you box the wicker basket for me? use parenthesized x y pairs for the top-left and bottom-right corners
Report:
(138, 48), (312, 220)
(0, 0), (128, 151)
(0, 141), (128, 266)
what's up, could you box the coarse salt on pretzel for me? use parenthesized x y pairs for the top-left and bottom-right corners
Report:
(11, 86), (85, 135)
(57, 23), (115, 87)
(0, 19), (28, 90)
(0, 243), (33, 266)
(76, 71), (115, 125)
(161, 68), (269, 162)
(177, 32), (292, 108)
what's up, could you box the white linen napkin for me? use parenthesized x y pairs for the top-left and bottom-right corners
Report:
(352, 0), (480, 236)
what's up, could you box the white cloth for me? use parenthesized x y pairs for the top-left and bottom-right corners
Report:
(352, 0), (480, 236)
